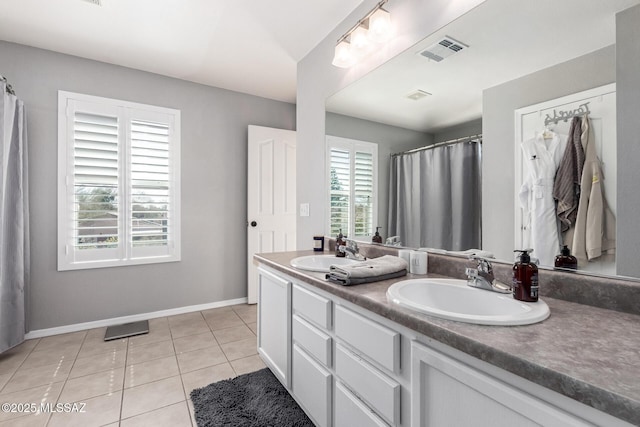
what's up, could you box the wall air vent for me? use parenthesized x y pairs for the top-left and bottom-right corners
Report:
(419, 36), (468, 62)
(406, 90), (432, 101)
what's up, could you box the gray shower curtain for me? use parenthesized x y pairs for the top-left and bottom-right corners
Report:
(0, 80), (29, 353)
(387, 139), (481, 250)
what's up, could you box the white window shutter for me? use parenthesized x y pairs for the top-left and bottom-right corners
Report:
(326, 137), (377, 239)
(130, 119), (171, 249)
(58, 91), (181, 271)
(72, 111), (120, 251)
(354, 151), (374, 237)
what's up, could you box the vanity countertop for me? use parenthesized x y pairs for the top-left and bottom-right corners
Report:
(255, 250), (640, 426)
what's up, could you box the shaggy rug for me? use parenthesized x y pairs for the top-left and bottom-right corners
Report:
(190, 368), (314, 427)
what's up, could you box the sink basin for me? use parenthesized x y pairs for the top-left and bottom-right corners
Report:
(290, 255), (361, 273)
(386, 278), (550, 326)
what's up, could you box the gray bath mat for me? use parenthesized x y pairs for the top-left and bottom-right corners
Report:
(190, 368), (313, 427)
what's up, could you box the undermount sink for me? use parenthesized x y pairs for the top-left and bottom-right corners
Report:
(290, 255), (361, 273)
(387, 278), (550, 326)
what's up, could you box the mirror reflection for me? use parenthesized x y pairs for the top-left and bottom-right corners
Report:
(325, 0), (640, 279)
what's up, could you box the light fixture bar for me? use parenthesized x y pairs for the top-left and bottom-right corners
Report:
(336, 0), (389, 45)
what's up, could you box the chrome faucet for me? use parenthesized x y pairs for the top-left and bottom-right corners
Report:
(339, 239), (365, 260)
(465, 256), (512, 294)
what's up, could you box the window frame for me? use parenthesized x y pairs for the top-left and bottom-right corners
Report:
(325, 135), (378, 240)
(57, 91), (181, 271)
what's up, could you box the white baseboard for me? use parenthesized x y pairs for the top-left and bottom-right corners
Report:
(25, 297), (249, 339)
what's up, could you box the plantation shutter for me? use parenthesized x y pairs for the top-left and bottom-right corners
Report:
(130, 119), (171, 249)
(354, 151), (374, 237)
(326, 136), (377, 239)
(329, 148), (350, 237)
(73, 111), (120, 251)
(59, 92), (180, 271)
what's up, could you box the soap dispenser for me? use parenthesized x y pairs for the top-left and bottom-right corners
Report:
(335, 229), (346, 257)
(372, 227), (383, 244)
(513, 249), (538, 302)
(554, 245), (578, 270)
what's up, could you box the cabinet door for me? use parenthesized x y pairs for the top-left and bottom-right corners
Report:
(293, 344), (332, 427)
(257, 267), (291, 388)
(411, 341), (592, 427)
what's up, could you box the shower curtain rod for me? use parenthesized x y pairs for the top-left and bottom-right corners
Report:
(392, 133), (482, 157)
(0, 75), (15, 95)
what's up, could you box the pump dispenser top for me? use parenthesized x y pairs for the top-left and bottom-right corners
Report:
(513, 249), (539, 302)
(372, 227), (383, 243)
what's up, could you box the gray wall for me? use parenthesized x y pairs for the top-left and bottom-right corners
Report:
(434, 118), (482, 143)
(325, 112), (432, 239)
(296, 0), (485, 250)
(616, 5), (640, 278)
(0, 41), (296, 330)
(482, 46), (615, 261)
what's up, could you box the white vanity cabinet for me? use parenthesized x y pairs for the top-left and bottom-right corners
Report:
(256, 263), (633, 427)
(411, 341), (593, 427)
(257, 267), (291, 388)
(291, 283), (334, 427)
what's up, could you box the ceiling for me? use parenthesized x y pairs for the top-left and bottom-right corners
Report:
(326, 0), (640, 133)
(0, 0), (364, 103)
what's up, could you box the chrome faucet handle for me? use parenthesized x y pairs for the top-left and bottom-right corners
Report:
(466, 255), (511, 294)
(469, 255), (492, 274)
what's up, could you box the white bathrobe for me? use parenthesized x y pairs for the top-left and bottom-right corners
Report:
(519, 132), (566, 266)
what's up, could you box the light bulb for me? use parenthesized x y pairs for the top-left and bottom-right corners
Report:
(332, 40), (355, 68)
(350, 25), (371, 57)
(368, 8), (392, 43)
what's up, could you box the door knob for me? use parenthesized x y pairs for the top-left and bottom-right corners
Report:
(250, 221), (257, 227)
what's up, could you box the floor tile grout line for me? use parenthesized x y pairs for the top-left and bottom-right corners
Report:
(118, 335), (131, 426)
(176, 313), (199, 427)
(0, 338), (41, 394)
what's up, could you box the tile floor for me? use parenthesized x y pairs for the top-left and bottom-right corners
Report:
(0, 304), (264, 426)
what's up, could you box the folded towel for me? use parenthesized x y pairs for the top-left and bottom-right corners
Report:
(325, 255), (408, 286)
(418, 248), (494, 258)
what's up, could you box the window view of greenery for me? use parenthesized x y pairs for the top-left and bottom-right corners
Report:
(75, 185), (119, 249)
(330, 165), (349, 237)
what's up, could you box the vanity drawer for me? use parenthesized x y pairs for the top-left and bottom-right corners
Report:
(334, 304), (400, 373)
(293, 344), (332, 427)
(293, 314), (332, 366)
(293, 283), (332, 330)
(335, 343), (400, 426)
(335, 381), (389, 427)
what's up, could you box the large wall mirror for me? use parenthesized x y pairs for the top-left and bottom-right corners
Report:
(325, 0), (640, 280)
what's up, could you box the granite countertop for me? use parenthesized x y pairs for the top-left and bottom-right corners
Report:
(255, 250), (640, 426)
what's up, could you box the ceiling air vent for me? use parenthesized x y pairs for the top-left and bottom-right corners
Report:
(406, 90), (432, 101)
(419, 36), (468, 62)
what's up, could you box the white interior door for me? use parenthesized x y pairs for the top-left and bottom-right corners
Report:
(247, 125), (296, 304)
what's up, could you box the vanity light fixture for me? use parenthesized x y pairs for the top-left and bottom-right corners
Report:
(332, 0), (393, 68)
